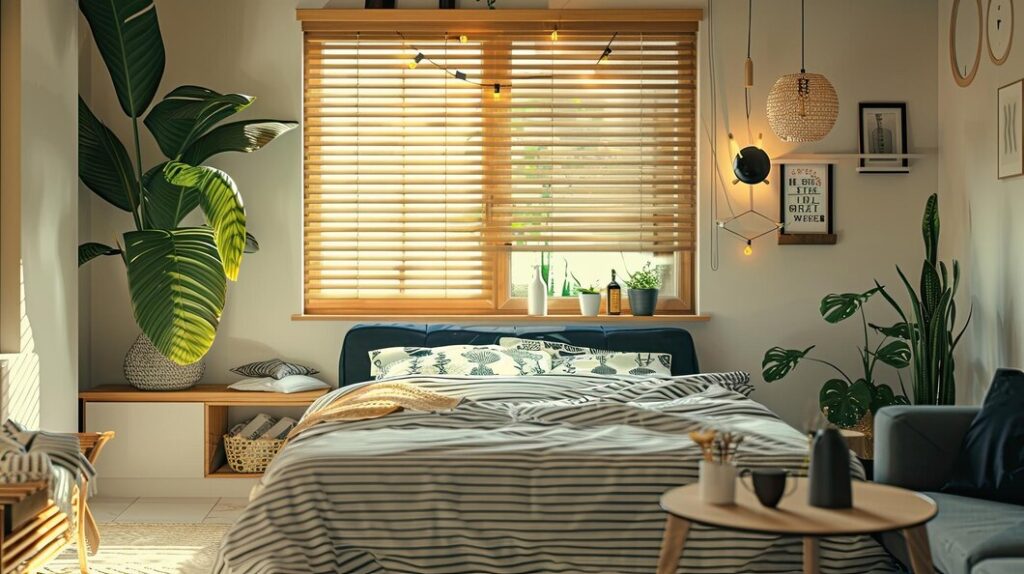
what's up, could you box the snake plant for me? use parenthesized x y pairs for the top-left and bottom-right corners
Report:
(875, 193), (971, 405)
(762, 288), (911, 428)
(77, 0), (297, 365)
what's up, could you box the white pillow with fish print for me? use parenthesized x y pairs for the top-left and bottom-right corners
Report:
(548, 351), (672, 376)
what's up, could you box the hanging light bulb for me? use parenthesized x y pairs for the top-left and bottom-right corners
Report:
(551, 27), (559, 42)
(408, 53), (424, 69)
(459, 35), (469, 44)
(492, 84), (501, 99)
(743, 241), (753, 256)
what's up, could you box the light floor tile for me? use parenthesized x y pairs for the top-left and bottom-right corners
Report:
(115, 497), (218, 524)
(89, 497), (136, 524)
(202, 497), (249, 524)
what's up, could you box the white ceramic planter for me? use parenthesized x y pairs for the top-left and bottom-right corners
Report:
(578, 293), (601, 316)
(698, 460), (737, 505)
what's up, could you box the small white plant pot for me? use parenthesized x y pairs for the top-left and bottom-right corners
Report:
(578, 293), (601, 316)
(699, 460), (737, 505)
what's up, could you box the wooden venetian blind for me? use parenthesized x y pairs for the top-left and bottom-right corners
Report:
(301, 11), (698, 314)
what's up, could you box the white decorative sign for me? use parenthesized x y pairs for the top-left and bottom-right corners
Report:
(779, 164), (835, 244)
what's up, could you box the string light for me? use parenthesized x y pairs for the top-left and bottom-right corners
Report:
(744, 241), (753, 256)
(398, 31), (618, 95)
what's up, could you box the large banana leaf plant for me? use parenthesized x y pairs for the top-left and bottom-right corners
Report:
(762, 287), (911, 428)
(875, 193), (972, 405)
(77, 0), (296, 365)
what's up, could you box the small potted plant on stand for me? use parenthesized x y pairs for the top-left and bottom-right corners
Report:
(624, 262), (661, 316)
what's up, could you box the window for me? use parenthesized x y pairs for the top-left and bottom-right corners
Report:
(301, 11), (698, 315)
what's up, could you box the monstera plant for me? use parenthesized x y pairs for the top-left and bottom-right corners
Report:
(762, 287), (911, 428)
(77, 0), (296, 365)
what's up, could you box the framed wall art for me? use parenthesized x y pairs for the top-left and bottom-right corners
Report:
(778, 164), (836, 245)
(998, 79), (1023, 179)
(858, 103), (909, 173)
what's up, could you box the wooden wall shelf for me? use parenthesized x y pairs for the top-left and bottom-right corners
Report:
(80, 385), (328, 479)
(291, 314), (711, 323)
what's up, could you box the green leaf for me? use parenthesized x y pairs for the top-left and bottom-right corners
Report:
(922, 193), (939, 265)
(920, 260), (942, 318)
(78, 242), (121, 266)
(820, 378), (872, 428)
(78, 97), (139, 212)
(869, 321), (913, 339)
(875, 340), (911, 369)
(141, 163), (200, 229)
(145, 86), (253, 160)
(869, 384), (909, 414)
(819, 287), (880, 323)
(761, 346), (814, 382)
(244, 232), (260, 254)
(164, 162), (246, 280)
(123, 228), (226, 365)
(79, 0), (165, 118)
(181, 120), (298, 165)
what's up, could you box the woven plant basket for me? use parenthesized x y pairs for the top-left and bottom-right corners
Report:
(123, 334), (204, 391)
(224, 434), (284, 474)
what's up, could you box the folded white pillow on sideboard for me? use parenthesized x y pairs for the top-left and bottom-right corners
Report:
(228, 374), (329, 394)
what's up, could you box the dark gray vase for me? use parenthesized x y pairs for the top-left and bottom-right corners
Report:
(808, 428), (853, 508)
(628, 288), (659, 316)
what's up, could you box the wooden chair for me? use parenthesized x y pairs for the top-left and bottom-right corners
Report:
(0, 431), (113, 574)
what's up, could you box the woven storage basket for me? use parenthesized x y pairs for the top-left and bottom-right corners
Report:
(123, 334), (204, 391)
(223, 434), (285, 474)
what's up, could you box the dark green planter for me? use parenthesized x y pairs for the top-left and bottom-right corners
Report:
(628, 288), (659, 316)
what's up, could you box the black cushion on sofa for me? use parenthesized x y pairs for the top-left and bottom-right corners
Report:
(942, 368), (1024, 505)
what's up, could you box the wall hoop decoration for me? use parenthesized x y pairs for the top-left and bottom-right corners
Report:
(987, 0), (1014, 65)
(950, 0), (984, 87)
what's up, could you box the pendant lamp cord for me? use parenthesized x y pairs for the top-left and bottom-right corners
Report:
(800, 0), (806, 73)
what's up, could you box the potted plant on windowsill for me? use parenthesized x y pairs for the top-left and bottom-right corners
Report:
(624, 262), (662, 316)
(576, 284), (601, 317)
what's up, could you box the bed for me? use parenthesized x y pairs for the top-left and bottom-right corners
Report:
(214, 325), (896, 574)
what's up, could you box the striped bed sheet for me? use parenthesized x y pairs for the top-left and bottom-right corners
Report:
(214, 373), (897, 574)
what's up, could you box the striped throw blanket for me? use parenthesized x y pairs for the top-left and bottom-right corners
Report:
(0, 420), (96, 520)
(215, 373), (897, 574)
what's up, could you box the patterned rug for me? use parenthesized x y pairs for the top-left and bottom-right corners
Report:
(40, 523), (228, 574)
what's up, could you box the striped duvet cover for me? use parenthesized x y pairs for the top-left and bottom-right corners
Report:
(214, 373), (897, 574)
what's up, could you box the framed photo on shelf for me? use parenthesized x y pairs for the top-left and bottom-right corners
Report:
(778, 164), (836, 245)
(998, 79), (1023, 179)
(858, 102), (909, 173)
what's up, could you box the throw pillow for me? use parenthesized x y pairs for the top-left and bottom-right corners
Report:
(228, 374), (329, 394)
(548, 351), (672, 376)
(941, 368), (1024, 505)
(373, 345), (551, 379)
(230, 359), (319, 380)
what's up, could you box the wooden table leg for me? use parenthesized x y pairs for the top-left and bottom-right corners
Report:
(802, 537), (820, 574)
(903, 525), (934, 573)
(656, 515), (691, 574)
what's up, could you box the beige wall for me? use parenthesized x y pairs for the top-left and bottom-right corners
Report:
(1, 0), (78, 432)
(938, 0), (1023, 403)
(82, 0), (942, 426)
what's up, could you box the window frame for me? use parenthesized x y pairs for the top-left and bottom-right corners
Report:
(299, 9), (701, 317)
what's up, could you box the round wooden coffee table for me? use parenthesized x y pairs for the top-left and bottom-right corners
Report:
(656, 478), (937, 574)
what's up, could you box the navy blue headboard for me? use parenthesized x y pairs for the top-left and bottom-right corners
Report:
(339, 324), (700, 387)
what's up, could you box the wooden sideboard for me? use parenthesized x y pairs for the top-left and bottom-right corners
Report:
(79, 385), (328, 496)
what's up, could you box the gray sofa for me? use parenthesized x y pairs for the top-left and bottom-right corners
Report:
(874, 406), (1024, 574)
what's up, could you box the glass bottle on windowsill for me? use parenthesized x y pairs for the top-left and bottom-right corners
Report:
(607, 270), (622, 316)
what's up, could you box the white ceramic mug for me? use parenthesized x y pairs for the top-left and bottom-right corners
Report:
(699, 460), (737, 505)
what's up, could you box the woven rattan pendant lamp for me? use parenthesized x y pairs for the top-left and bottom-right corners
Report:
(766, 0), (838, 142)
